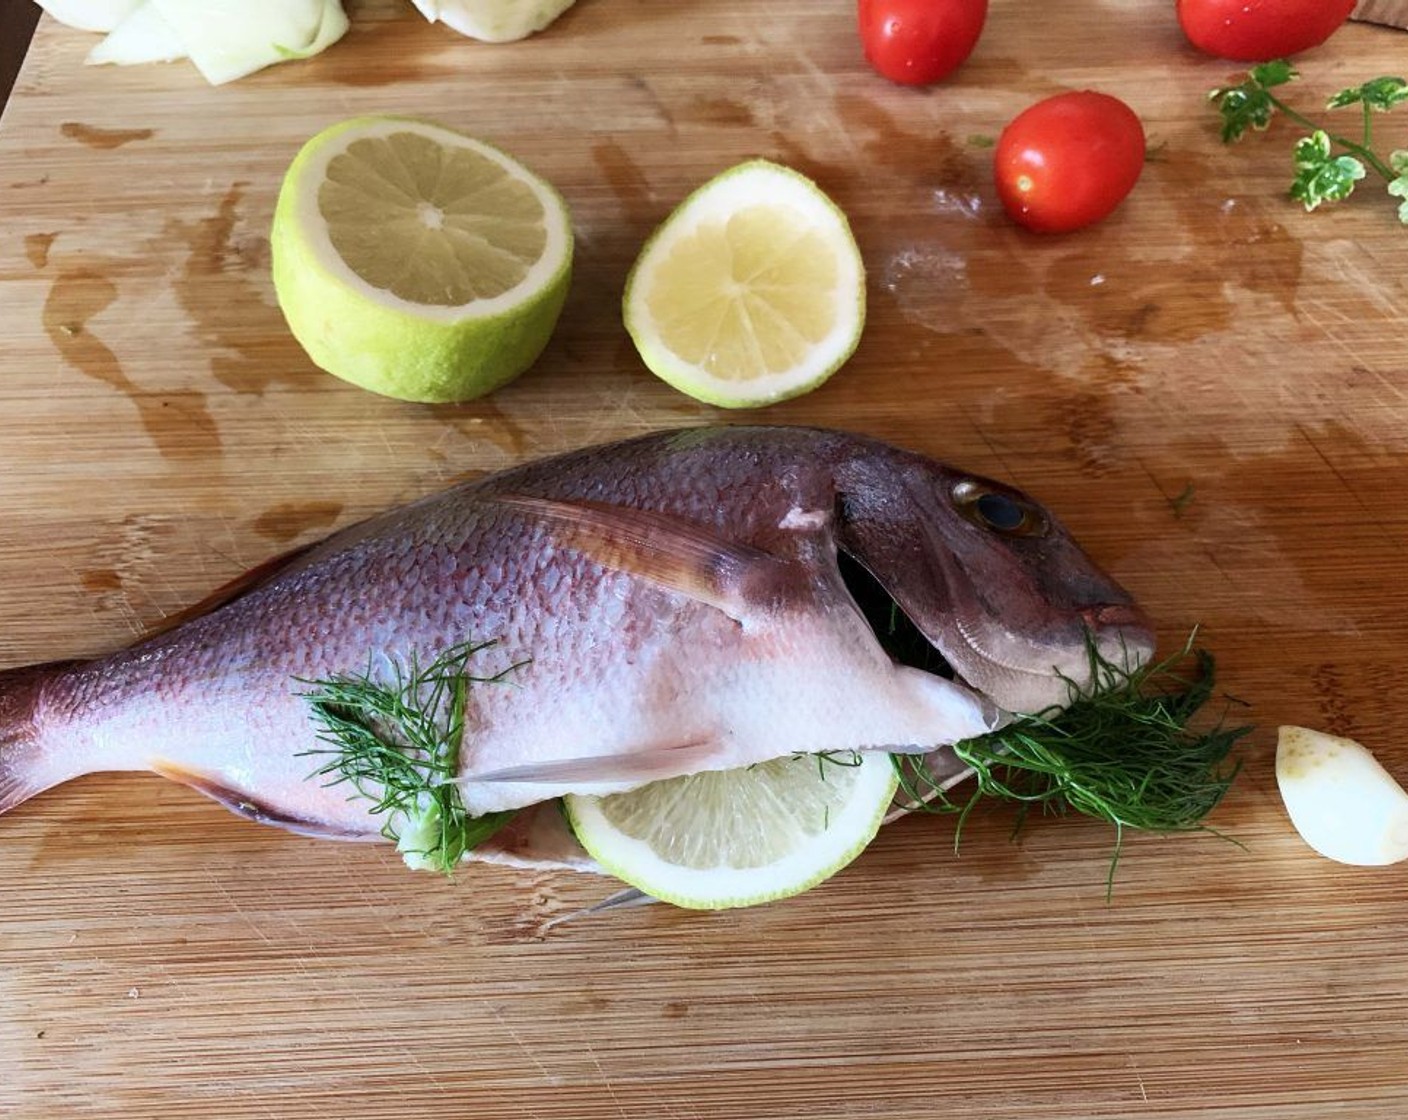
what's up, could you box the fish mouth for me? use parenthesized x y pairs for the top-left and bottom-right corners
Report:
(836, 550), (966, 688)
(1080, 602), (1154, 635)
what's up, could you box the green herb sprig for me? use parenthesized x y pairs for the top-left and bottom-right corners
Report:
(1210, 61), (1408, 222)
(299, 640), (526, 874)
(893, 634), (1249, 896)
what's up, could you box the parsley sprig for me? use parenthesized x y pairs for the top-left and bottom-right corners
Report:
(1210, 61), (1408, 222)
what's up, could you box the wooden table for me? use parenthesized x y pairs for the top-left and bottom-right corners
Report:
(2, 3), (1406, 1116)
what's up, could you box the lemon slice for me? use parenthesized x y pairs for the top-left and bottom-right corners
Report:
(271, 116), (572, 403)
(1277, 726), (1408, 866)
(623, 160), (865, 409)
(564, 752), (898, 910)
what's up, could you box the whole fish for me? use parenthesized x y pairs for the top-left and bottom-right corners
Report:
(0, 426), (1153, 869)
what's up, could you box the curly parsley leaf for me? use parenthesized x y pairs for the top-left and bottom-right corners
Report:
(1327, 77), (1408, 113)
(1290, 131), (1366, 211)
(1213, 61), (1408, 223)
(1250, 60), (1297, 90)
(1210, 62), (1302, 143)
(1210, 81), (1279, 143)
(1389, 151), (1408, 224)
(1210, 64), (1300, 142)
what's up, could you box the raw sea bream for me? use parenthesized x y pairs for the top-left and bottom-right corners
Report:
(0, 427), (1153, 870)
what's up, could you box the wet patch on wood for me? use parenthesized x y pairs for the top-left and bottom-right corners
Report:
(59, 123), (154, 150)
(252, 501), (345, 544)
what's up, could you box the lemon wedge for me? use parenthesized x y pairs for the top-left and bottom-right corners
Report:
(623, 160), (865, 409)
(271, 116), (572, 403)
(564, 752), (898, 910)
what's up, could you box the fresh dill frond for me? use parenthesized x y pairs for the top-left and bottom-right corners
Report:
(815, 749), (864, 779)
(298, 640), (527, 874)
(893, 633), (1249, 896)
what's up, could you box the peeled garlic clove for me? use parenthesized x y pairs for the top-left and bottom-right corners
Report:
(1276, 726), (1408, 866)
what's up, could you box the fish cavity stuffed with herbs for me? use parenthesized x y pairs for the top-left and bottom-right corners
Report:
(0, 426), (1153, 868)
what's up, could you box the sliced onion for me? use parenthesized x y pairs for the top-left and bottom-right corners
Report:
(37, 0), (144, 34)
(412, 0), (577, 44)
(153, 0), (348, 85)
(87, 3), (185, 67)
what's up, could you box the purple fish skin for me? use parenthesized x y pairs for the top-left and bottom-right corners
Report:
(0, 426), (1154, 843)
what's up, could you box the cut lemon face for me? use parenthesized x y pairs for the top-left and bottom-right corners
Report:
(564, 752), (898, 910)
(623, 160), (865, 409)
(271, 116), (572, 403)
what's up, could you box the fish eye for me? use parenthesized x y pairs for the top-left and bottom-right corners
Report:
(975, 492), (1027, 531)
(951, 481), (1046, 537)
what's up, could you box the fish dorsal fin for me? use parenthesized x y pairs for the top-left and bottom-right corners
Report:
(490, 494), (794, 621)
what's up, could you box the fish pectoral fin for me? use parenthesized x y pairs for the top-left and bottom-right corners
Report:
(490, 493), (794, 621)
(466, 740), (719, 786)
(149, 760), (376, 841)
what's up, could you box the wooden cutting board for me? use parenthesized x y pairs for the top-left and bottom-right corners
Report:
(3, 2), (1407, 1116)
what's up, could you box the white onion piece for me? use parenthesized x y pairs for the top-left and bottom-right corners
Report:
(150, 0), (348, 86)
(37, 0), (143, 34)
(1277, 726), (1408, 866)
(412, 0), (576, 43)
(87, 3), (186, 67)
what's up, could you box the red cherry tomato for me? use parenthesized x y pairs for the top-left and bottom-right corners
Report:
(994, 92), (1146, 235)
(1176, 0), (1356, 62)
(858, 0), (988, 87)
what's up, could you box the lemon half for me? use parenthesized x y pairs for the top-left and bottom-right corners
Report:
(271, 116), (572, 403)
(565, 752), (898, 910)
(623, 159), (865, 409)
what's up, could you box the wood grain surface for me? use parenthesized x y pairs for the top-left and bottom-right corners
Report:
(2, 2), (1407, 1117)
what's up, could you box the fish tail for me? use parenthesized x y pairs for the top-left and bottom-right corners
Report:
(0, 660), (79, 815)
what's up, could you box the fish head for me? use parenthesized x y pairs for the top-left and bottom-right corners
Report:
(835, 453), (1156, 716)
